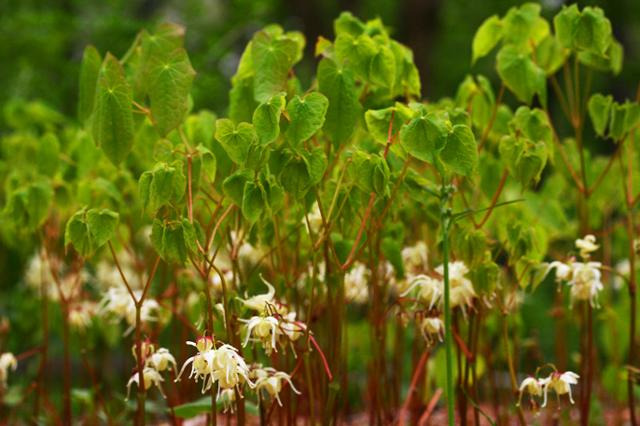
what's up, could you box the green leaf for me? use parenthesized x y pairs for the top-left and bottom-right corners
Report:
(351, 151), (389, 196)
(534, 35), (567, 76)
(496, 45), (546, 106)
(335, 33), (377, 81)
(587, 94), (613, 137)
(502, 3), (547, 46)
(242, 180), (264, 223)
(65, 208), (119, 256)
(148, 47), (196, 136)
(285, 92), (329, 146)
(151, 218), (197, 264)
(369, 44), (396, 88)
(214, 119), (256, 165)
(92, 53), (135, 165)
(139, 161), (186, 213)
(252, 94), (285, 145)
(400, 114), (448, 164)
(37, 133), (60, 177)
(609, 101), (640, 141)
(472, 15), (503, 63)
(574, 7), (612, 55)
(280, 157), (311, 199)
(365, 105), (413, 144)
(440, 125), (478, 176)
(499, 135), (547, 186)
(2, 182), (53, 231)
(317, 58), (362, 146)
(334, 11), (366, 37)
(86, 209), (119, 248)
(303, 147), (328, 185)
(223, 169), (252, 206)
(554, 5), (580, 49)
(389, 40), (421, 97)
(251, 30), (299, 102)
(78, 45), (102, 122)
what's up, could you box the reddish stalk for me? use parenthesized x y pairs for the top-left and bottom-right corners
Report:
(397, 349), (429, 425)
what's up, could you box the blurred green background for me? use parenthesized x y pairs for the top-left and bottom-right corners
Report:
(2, 0), (639, 127)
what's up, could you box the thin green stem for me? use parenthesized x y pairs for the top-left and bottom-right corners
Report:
(441, 192), (455, 426)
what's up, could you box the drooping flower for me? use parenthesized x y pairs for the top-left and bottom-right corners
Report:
(126, 367), (165, 399)
(545, 261), (572, 282)
(237, 277), (280, 315)
(148, 348), (177, 374)
(576, 235), (599, 259)
(401, 274), (442, 309)
(99, 287), (160, 334)
(68, 301), (97, 330)
(436, 261), (476, 311)
(176, 338), (253, 396)
(402, 241), (428, 279)
(0, 353), (17, 388)
(241, 316), (280, 354)
(567, 261), (604, 308)
(541, 371), (579, 407)
(252, 367), (301, 406)
(517, 376), (543, 406)
(419, 317), (444, 344)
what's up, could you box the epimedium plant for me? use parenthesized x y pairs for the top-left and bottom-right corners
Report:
(0, 3), (638, 426)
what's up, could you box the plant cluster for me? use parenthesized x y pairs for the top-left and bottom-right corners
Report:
(0, 3), (639, 425)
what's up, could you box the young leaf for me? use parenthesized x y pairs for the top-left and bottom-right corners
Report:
(472, 15), (503, 63)
(317, 58), (362, 146)
(587, 94), (613, 137)
(440, 125), (478, 176)
(496, 45), (546, 106)
(285, 92), (329, 146)
(148, 47), (196, 136)
(151, 218), (197, 264)
(78, 45), (102, 122)
(92, 53), (135, 165)
(400, 114), (448, 164)
(2, 182), (53, 231)
(214, 119), (256, 165)
(242, 180), (264, 223)
(609, 101), (640, 141)
(251, 31), (299, 102)
(65, 208), (119, 256)
(252, 94), (285, 145)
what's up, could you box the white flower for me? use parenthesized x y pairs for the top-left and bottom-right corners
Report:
(0, 353), (17, 388)
(100, 287), (160, 334)
(576, 235), (599, 259)
(545, 261), (572, 282)
(280, 312), (307, 342)
(401, 275), (442, 309)
(148, 348), (177, 374)
(419, 317), (443, 344)
(210, 344), (253, 391)
(237, 276), (280, 315)
(517, 376), (543, 406)
(241, 316), (280, 354)
(402, 241), (428, 278)
(344, 262), (369, 304)
(436, 261), (476, 311)
(541, 371), (579, 407)
(304, 202), (324, 235)
(68, 301), (96, 330)
(176, 338), (253, 396)
(219, 388), (236, 413)
(253, 367), (301, 406)
(567, 261), (603, 308)
(126, 367), (165, 399)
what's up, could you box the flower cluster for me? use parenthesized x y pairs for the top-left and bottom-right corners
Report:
(238, 278), (307, 354)
(126, 343), (176, 399)
(518, 370), (580, 408)
(176, 337), (252, 396)
(99, 287), (160, 334)
(544, 235), (604, 308)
